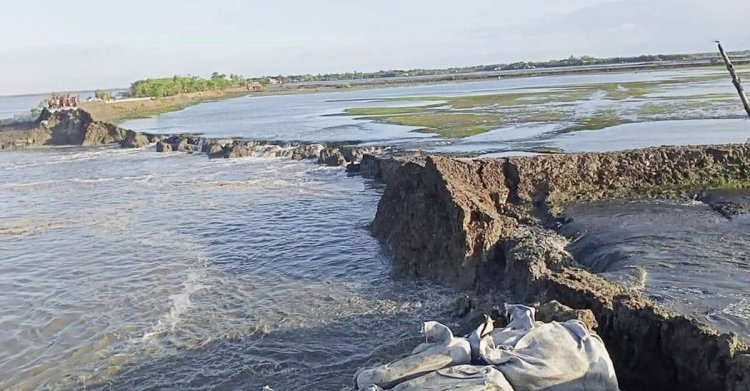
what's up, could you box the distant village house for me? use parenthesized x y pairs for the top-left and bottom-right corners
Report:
(246, 81), (264, 92)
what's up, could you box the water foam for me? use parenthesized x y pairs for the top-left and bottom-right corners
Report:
(141, 263), (210, 347)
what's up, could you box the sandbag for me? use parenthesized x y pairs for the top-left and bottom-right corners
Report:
(481, 306), (619, 390)
(355, 321), (471, 390)
(391, 365), (515, 391)
(490, 304), (540, 350)
(467, 314), (495, 362)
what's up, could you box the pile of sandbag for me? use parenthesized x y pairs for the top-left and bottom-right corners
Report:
(354, 304), (619, 391)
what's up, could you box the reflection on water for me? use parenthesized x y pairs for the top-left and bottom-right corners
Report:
(549, 118), (750, 153)
(560, 200), (750, 341)
(0, 147), (460, 390)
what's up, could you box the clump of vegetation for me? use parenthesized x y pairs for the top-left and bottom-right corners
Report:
(30, 103), (44, 117)
(343, 105), (441, 116)
(128, 72), (248, 98)
(94, 89), (115, 101)
(639, 103), (670, 116)
(373, 113), (503, 138)
(280, 52), (749, 82)
(520, 111), (568, 122)
(563, 110), (629, 132)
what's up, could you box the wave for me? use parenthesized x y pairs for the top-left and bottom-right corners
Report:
(0, 146), (142, 170)
(141, 266), (210, 347)
(0, 174), (156, 190)
(0, 219), (65, 236)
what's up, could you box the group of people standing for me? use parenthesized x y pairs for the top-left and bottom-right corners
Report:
(45, 94), (81, 110)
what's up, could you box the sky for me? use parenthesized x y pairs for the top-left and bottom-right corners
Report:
(1, 0), (749, 95)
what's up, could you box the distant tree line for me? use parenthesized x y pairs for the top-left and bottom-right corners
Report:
(282, 51), (750, 83)
(128, 72), (248, 98)
(124, 50), (750, 97)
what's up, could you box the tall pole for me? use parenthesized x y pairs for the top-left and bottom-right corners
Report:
(716, 41), (750, 119)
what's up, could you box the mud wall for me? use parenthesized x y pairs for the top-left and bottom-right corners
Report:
(1, 109), (131, 149)
(369, 145), (750, 391)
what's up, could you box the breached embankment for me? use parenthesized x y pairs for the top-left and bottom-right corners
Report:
(0, 108), (387, 168)
(0, 108), (134, 149)
(365, 147), (750, 391)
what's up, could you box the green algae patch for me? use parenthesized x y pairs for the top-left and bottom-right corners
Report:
(563, 110), (630, 132)
(374, 113), (503, 138)
(342, 105), (440, 116)
(341, 71), (747, 139)
(639, 103), (671, 116)
(520, 111), (569, 122)
(446, 93), (534, 108)
(603, 81), (655, 100)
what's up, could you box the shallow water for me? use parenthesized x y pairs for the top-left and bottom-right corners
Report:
(560, 200), (750, 341)
(0, 147), (460, 390)
(119, 68), (741, 145)
(549, 118), (750, 152)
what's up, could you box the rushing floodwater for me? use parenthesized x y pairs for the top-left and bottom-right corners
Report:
(0, 147), (459, 390)
(560, 200), (750, 341)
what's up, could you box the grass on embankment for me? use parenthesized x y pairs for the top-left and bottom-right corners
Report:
(80, 88), (250, 124)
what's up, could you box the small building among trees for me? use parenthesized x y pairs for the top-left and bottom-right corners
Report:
(246, 81), (264, 91)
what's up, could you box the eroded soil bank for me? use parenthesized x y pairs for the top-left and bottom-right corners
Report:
(0, 108), (387, 170)
(559, 197), (750, 341)
(366, 146), (750, 391)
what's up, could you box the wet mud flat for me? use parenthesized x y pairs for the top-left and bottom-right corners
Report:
(559, 194), (750, 341)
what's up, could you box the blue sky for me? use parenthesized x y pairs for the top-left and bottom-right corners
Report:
(1, 0), (749, 95)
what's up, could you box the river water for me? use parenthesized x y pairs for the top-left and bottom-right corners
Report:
(1, 69), (749, 390)
(560, 200), (750, 341)
(0, 147), (460, 390)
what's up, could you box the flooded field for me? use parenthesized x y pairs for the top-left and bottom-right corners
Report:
(115, 66), (750, 156)
(1, 67), (749, 389)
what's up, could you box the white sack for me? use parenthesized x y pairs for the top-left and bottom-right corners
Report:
(481, 305), (619, 391)
(391, 365), (515, 391)
(355, 321), (471, 390)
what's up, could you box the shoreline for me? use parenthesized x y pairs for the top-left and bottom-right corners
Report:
(9, 59), (744, 126)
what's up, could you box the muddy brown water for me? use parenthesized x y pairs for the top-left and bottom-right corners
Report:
(560, 199), (750, 342)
